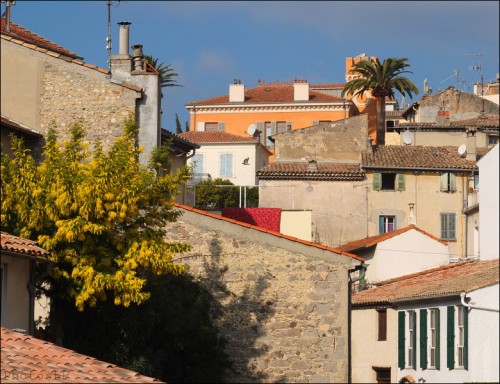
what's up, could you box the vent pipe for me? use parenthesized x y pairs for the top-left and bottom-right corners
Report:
(118, 21), (131, 55)
(131, 44), (144, 71)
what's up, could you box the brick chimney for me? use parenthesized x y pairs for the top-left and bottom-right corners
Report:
(229, 79), (245, 102)
(293, 79), (309, 101)
(110, 21), (133, 76)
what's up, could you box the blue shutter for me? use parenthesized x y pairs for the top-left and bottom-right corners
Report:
(420, 309), (428, 369)
(398, 311), (405, 369)
(447, 306), (455, 370)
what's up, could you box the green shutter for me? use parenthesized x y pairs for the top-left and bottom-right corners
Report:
(447, 306), (455, 370)
(464, 307), (468, 370)
(373, 173), (382, 191)
(412, 312), (417, 368)
(436, 309), (441, 370)
(441, 213), (447, 239)
(450, 213), (456, 240)
(397, 173), (406, 191)
(398, 311), (406, 369)
(450, 173), (457, 192)
(420, 309), (428, 369)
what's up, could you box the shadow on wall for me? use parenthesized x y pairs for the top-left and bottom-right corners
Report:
(201, 237), (280, 383)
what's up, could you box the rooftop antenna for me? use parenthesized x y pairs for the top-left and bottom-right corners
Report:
(1, 0), (16, 32)
(440, 69), (467, 91)
(106, 1), (120, 71)
(466, 52), (484, 113)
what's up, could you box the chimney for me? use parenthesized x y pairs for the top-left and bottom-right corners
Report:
(110, 21), (132, 75)
(229, 80), (245, 102)
(307, 159), (318, 171)
(294, 79), (309, 101)
(118, 21), (131, 55)
(466, 127), (477, 161)
(131, 44), (145, 72)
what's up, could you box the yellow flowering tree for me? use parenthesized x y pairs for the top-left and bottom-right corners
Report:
(1, 119), (191, 311)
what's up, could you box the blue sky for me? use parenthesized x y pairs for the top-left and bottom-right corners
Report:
(4, 1), (499, 132)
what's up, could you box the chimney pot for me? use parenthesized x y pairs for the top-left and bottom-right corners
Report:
(118, 21), (131, 56)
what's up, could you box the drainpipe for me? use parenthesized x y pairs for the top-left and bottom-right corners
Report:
(348, 263), (367, 384)
(460, 292), (499, 312)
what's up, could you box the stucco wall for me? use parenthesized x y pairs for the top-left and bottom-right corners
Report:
(259, 179), (368, 248)
(0, 255), (30, 331)
(280, 210), (312, 242)
(351, 307), (398, 383)
(165, 208), (358, 383)
(478, 144), (499, 260)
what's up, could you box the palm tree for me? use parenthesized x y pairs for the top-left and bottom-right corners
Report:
(144, 55), (181, 88)
(341, 57), (419, 145)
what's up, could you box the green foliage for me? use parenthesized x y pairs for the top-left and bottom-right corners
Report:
(194, 179), (259, 210)
(1, 119), (192, 311)
(39, 272), (230, 383)
(175, 113), (183, 134)
(144, 55), (181, 88)
(184, 120), (189, 133)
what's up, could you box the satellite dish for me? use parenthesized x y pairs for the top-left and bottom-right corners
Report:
(247, 124), (256, 136)
(458, 144), (467, 157)
(402, 129), (413, 145)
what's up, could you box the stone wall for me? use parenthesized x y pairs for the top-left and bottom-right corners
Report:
(165, 207), (359, 383)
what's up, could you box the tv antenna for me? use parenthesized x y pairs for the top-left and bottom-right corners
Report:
(106, 1), (120, 71)
(466, 52), (484, 112)
(440, 69), (467, 91)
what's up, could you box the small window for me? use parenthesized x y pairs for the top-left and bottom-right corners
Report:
(429, 308), (440, 369)
(373, 173), (405, 191)
(219, 153), (233, 177)
(379, 216), (396, 234)
(457, 306), (466, 368)
(276, 121), (287, 134)
(265, 122), (274, 147)
(487, 135), (499, 145)
(382, 174), (396, 190)
(377, 309), (387, 341)
(373, 367), (391, 383)
(440, 173), (457, 192)
(407, 311), (416, 368)
(205, 122), (224, 132)
(440, 213), (456, 240)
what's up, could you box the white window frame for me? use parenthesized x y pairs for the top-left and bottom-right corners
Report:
(429, 308), (438, 369)
(219, 153), (233, 178)
(457, 306), (465, 368)
(407, 310), (416, 369)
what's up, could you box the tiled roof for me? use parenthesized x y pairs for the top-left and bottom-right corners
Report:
(352, 259), (500, 306)
(1, 232), (49, 259)
(362, 146), (490, 170)
(178, 131), (259, 143)
(172, 202), (365, 262)
(1, 19), (109, 75)
(1, 327), (163, 383)
(399, 114), (499, 129)
(337, 225), (447, 252)
(257, 162), (365, 181)
(1, 115), (43, 137)
(187, 83), (344, 106)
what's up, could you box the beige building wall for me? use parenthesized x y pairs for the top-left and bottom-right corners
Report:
(280, 210), (312, 242)
(166, 206), (360, 383)
(366, 172), (468, 259)
(352, 307), (398, 383)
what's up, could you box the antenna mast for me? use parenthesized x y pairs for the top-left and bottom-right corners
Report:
(466, 52), (484, 113)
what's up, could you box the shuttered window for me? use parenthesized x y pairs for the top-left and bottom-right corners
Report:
(408, 311), (417, 368)
(440, 173), (457, 192)
(447, 306), (455, 369)
(379, 216), (396, 234)
(256, 122), (265, 145)
(430, 308), (440, 369)
(377, 309), (387, 341)
(440, 213), (456, 240)
(457, 306), (468, 369)
(398, 311), (405, 369)
(373, 173), (405, 191)
(420, 309), (428, 369)
(219, 153), (233, 177)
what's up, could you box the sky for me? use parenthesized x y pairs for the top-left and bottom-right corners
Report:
(3, 1), (499, 132)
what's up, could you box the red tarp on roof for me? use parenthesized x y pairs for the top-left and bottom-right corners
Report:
(222, 208), (281, 232)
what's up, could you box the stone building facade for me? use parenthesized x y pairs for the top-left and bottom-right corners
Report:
(166, 204), (363, 383)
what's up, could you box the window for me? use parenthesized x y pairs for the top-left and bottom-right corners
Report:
(487, 135), (499, 145)
(440, 173), (456, 192)
(407, 311), (416, 368)
(265, 122), (274, 147)
(440, 213), (456, 240)
(377, 309), (387, 341)
(447, 305), (468, 370)
(379, 216), (396, 234)
(373, 367), (391, 383)
(373, 173), (405, 191)
(219, 153), (233, 177)
(204, 122), (225, 132)
(276, 121), (287, 134)
(192, 154), (204, 174)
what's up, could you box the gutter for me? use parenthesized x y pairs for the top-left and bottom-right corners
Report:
(460, 292), (499, 312)
(362, 165), (477, 172)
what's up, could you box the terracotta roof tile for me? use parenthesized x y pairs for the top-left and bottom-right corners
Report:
(399, 114), (499, 129)
(1, 327), (164, 383)
(187, 83), (344, 106)
(1, 19), (82, 59)
(257, 162), (365, 181)
(1, 232), (49, 259)
(362, 145), (489, 170)
(172, 202), (364, 262)
(352, 259), (499, 306)
(337, 225), (447, 252)
(178, 131), (259, 143)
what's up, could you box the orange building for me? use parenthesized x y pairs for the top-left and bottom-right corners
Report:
(185, 55), (381, 159)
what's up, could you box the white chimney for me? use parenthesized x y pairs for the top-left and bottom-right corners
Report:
(294, 80), (309, 101)
(229, 80), (245, 102)
(118, 21), (131, 56)
(466, 127), (477, 161)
